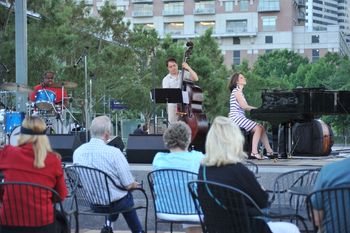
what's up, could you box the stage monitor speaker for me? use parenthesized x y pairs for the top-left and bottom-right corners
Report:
(107, 136), (125, 152)
(48, 134), (82, 162)
(126, 134), (168, 163)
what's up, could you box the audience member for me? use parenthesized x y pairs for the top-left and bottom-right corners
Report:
(73, 116), (143, 233)
(0, 116), (68, 232)
(311, 157), (350, 232)
(198, 116), (300, 233)
(152, 121), (204, 233)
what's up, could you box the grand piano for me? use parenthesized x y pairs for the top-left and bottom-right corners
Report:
(250, 87), (350, 158)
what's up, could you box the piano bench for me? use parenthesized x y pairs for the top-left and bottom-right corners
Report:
(241, 128), (252, 155)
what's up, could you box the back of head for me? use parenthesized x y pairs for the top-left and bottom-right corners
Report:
(203, 116), (247, 166)
(228, 73), (241, 92)
(90, 115), (112, 139)
(17, 116), (54, 168)
(163, 121), (191, 150)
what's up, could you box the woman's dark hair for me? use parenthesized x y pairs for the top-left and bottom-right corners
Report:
(228, 73), (241, 92)
(166, 57), (177, 67)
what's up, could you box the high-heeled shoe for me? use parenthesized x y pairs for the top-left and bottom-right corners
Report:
(266, 151), (277, 159)
(249, 153), (264, 160)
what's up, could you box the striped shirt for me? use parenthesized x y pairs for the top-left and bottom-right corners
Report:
(73, 138), (134, 203)
(228, 87), (257, 132)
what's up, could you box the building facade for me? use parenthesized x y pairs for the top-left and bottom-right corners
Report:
(88, 0), (350, 67)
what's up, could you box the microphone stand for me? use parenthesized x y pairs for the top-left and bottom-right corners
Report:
(74, 47), (89, 142)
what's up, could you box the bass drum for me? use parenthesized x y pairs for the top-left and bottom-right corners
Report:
(9, 126), (21, 146)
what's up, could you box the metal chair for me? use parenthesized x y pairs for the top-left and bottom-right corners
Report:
(244, 160), (259, 175)
(306, 186), (350, 233)
(0, 181), (68, 233)
(63, 167), (80, 233)
(188, 180), (309, 233)
(65, 165), (148, 232)
(268, 168), (321, 214)
(147, 169), (199, 233)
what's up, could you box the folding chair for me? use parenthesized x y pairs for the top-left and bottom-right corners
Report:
(188, 180), (309, 233)
(0, 181), (68, 233)
(306, 186), (350, 233)
(65, 165), (148, 232)
(147, 169), (199, 233)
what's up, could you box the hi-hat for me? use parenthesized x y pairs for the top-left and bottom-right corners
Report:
(0, 82), (33, 92)
(51, 81), (78, 88)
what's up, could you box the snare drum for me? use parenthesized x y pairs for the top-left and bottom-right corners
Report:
(35, 89), (56, 110)
(5, 111), (25, 134)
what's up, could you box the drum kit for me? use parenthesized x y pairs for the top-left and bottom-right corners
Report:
(0, 81), (79, 146)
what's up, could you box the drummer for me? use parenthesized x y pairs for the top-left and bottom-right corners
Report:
(30, 71), (68, 106)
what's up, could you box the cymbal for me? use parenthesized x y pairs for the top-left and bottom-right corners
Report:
(0, 82), (33, 92)
(51, 81), (78, 88)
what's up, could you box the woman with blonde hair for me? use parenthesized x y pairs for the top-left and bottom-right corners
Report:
(0, 116), (67, 232)
(198, 116), (300, 233)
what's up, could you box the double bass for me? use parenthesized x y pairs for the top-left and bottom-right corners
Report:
(178, 41), (209, 145)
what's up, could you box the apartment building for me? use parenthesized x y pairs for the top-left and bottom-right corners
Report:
(89, 0), (350, 66)
(306, 0), (350, 43)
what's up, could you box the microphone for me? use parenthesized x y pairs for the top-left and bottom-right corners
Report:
(73, 56), (82, 68)
(1, 63), (10, 73)
(73, 47), (89, 67)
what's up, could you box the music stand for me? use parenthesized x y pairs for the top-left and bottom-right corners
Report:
(152, 88), (183, 104)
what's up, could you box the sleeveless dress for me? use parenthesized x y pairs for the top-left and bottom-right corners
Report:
(228, 87), (257, 132)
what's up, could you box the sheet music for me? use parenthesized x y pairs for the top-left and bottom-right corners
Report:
(182, 91), (189, 104)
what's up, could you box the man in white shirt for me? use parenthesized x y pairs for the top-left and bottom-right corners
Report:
(73, 116), (143, 233)
(162, 57), (198, 125)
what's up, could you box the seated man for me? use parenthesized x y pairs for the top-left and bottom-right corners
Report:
(311, 157), (350, 232)
(152, 121), (204, 233)
(73, 116), (143, 233)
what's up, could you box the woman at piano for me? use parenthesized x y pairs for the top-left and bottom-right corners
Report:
(228, 73), (274, 160)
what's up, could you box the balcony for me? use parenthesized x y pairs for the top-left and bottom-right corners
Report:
(258, 2), (280, 12)
(132, 0), (153, 2)
(163, 9), (184, 16)
(294, 0), (305, 7)
(193, 7), (215, 15)
(164, 30), (183, 35)
(132, 11), (153, 17)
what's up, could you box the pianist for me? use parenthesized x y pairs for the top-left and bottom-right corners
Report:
(228, 73), (274, 160)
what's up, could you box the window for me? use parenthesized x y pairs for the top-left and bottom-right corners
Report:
(262, 16), (277, 31)
(240, 0), (249, 11)
(233, 51), (241, 66)
(163, 2), (184, 15)
(224, 1), (234, 11)
(164, 22), (184, 35)
(133, 4), (153, 17)
(195, 21), (215, 34)
(312, 49), (320, 62)
(312, 35), (319, 43)
(265, 49), (272, 53)
(265, 36), (273, 43)
(227, 20), (247, 33)
(258, 0), (280, 11)
(233, 37), (241, 44)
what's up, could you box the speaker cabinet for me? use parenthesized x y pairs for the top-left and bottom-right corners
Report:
(48, 134), (82, 162)
(126, 134), (169, 163)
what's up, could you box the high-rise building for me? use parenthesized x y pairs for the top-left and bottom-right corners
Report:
(89, 0), (349, 67)
(306, 0), (350, 43)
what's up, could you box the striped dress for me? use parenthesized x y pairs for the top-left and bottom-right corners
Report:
(228, 87), (257, 132)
